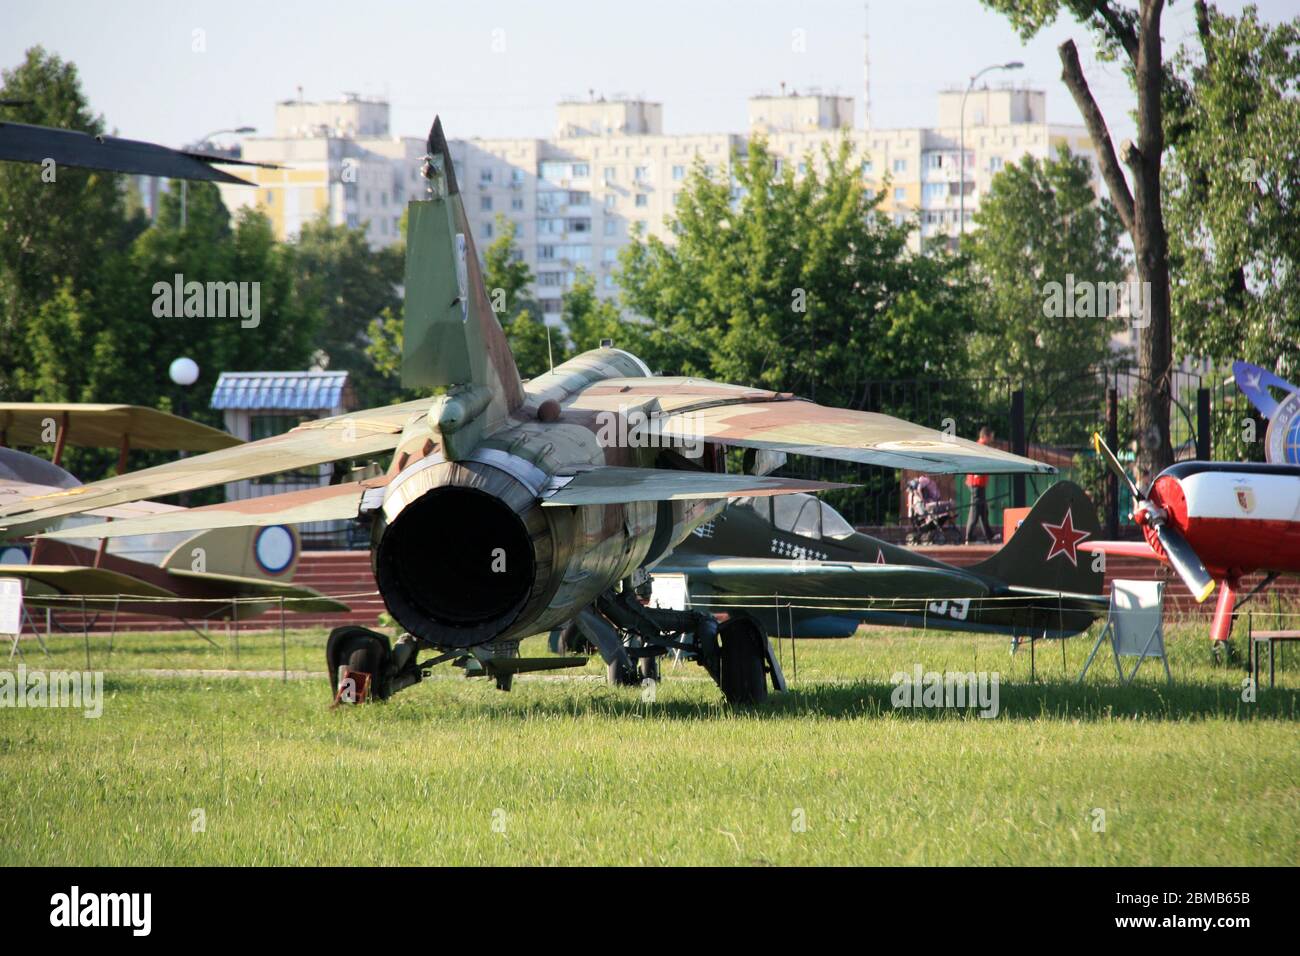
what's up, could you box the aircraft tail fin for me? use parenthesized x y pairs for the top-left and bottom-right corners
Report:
(970, 481), (1103, 595)
(401, 117), (525, 422)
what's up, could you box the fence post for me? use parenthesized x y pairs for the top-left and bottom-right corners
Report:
(1196, 387), (1212, 461)
(1010, 389), (1026, 508)
(1106, 386), (1119, 539)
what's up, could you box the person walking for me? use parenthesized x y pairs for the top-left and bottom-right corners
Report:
(964, 426), (995, 544)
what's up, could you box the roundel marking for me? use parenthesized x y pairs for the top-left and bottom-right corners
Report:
(254, 525), (296, 576)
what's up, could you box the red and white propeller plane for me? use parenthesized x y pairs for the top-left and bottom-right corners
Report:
(1081, 433), (1300, 648)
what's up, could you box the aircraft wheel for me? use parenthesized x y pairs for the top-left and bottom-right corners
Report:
(1211, 639), (1238, 666)
(606, 657), (639, 687)
(718, 618), (768, 706)
(327, 626), (391, 700)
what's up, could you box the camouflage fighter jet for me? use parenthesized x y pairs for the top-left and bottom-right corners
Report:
(649, 482), (1106, 643)
(8, 118), (1052, 704)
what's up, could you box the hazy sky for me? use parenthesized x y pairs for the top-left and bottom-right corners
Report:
(3, 0), (1295, 149)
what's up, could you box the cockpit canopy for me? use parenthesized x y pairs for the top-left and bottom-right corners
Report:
(733, 493), (857, 540)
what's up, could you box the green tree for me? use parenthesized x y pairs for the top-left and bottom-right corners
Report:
(506, 308), (557, 381)
(562, 268), (623, 355)
(293, 217), (403, 408)
(0, 47), (142, 399)
(1164, 1), (1300, 371)
(617, 137), (972, 408)
(982, 0), (1176, 481)
(483, 215), (537, 320)
(966, 147), (1128, 387)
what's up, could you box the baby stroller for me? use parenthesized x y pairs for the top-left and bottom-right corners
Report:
(905, 476), (958, 545)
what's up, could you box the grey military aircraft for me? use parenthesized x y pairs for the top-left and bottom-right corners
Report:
(6, 117), (1052, 705)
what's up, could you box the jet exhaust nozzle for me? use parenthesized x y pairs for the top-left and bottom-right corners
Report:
(371, 457), (554, 647)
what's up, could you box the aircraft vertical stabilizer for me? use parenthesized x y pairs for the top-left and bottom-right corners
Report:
(401, 117), (525, 447)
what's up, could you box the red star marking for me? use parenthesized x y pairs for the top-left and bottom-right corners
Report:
(1042, 506), (1091, 566)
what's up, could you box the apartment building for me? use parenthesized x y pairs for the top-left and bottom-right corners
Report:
(221, 89), (1097, 320)
(217, 93), (422, 248)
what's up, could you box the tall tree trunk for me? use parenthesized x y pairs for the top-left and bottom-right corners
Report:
(1129, 0), (1173, 486)
(1058, 0), (1173, 488)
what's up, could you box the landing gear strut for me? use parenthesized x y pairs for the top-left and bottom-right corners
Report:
(582, 580), (785, 706)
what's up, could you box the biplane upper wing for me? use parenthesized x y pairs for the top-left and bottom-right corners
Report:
(564, 378), (1054, 475)
(0, 400), (429, 532)
(0, 402), (242, 452)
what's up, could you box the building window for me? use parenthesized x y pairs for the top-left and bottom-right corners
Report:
(602, 245), (618, 262)
(542, 299), (562, 315)
(635, 193), (648, 207)
(568, 218), (591, 233)
(604, 219), (618, 237)
(861, 159), (873, 174)
(538, 272), (564, 287)
(894, 187), (906, 201)
(892, 159), (907, 174)
(603, 167), (616, 184)
(511, 168), (524, 185)
(568, 191), (590, 206)
(634, 165), (649, 182)
(480, 196), (492, 211)
(483, 221), (493, 238)
(480, 168), (493, 184)
(671, 165), (685, 180)
(989, 156), (1004, 173)
(511, 197), (524, 211)
(672, 192), (681, 207)
(572, 163), (589, 178)
(538, 245), (556, 260)
(604, 274), (617, 289)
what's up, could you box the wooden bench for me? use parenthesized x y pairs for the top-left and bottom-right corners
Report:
(1246, 616), (1300, 689)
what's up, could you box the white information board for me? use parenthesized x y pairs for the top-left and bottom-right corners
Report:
(0, 577), (22, 635)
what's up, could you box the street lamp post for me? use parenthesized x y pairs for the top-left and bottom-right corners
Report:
(169, 357), (200, 505)
(181, 126), (256, 229)
(958, 61), (1022, 250)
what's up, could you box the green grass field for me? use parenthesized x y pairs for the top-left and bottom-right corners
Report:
(1, 620), (1296, 866)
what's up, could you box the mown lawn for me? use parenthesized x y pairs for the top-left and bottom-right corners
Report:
(0, 621), (1295, 865)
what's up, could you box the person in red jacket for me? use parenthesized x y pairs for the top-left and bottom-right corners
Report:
(964, 426), (995, 543)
